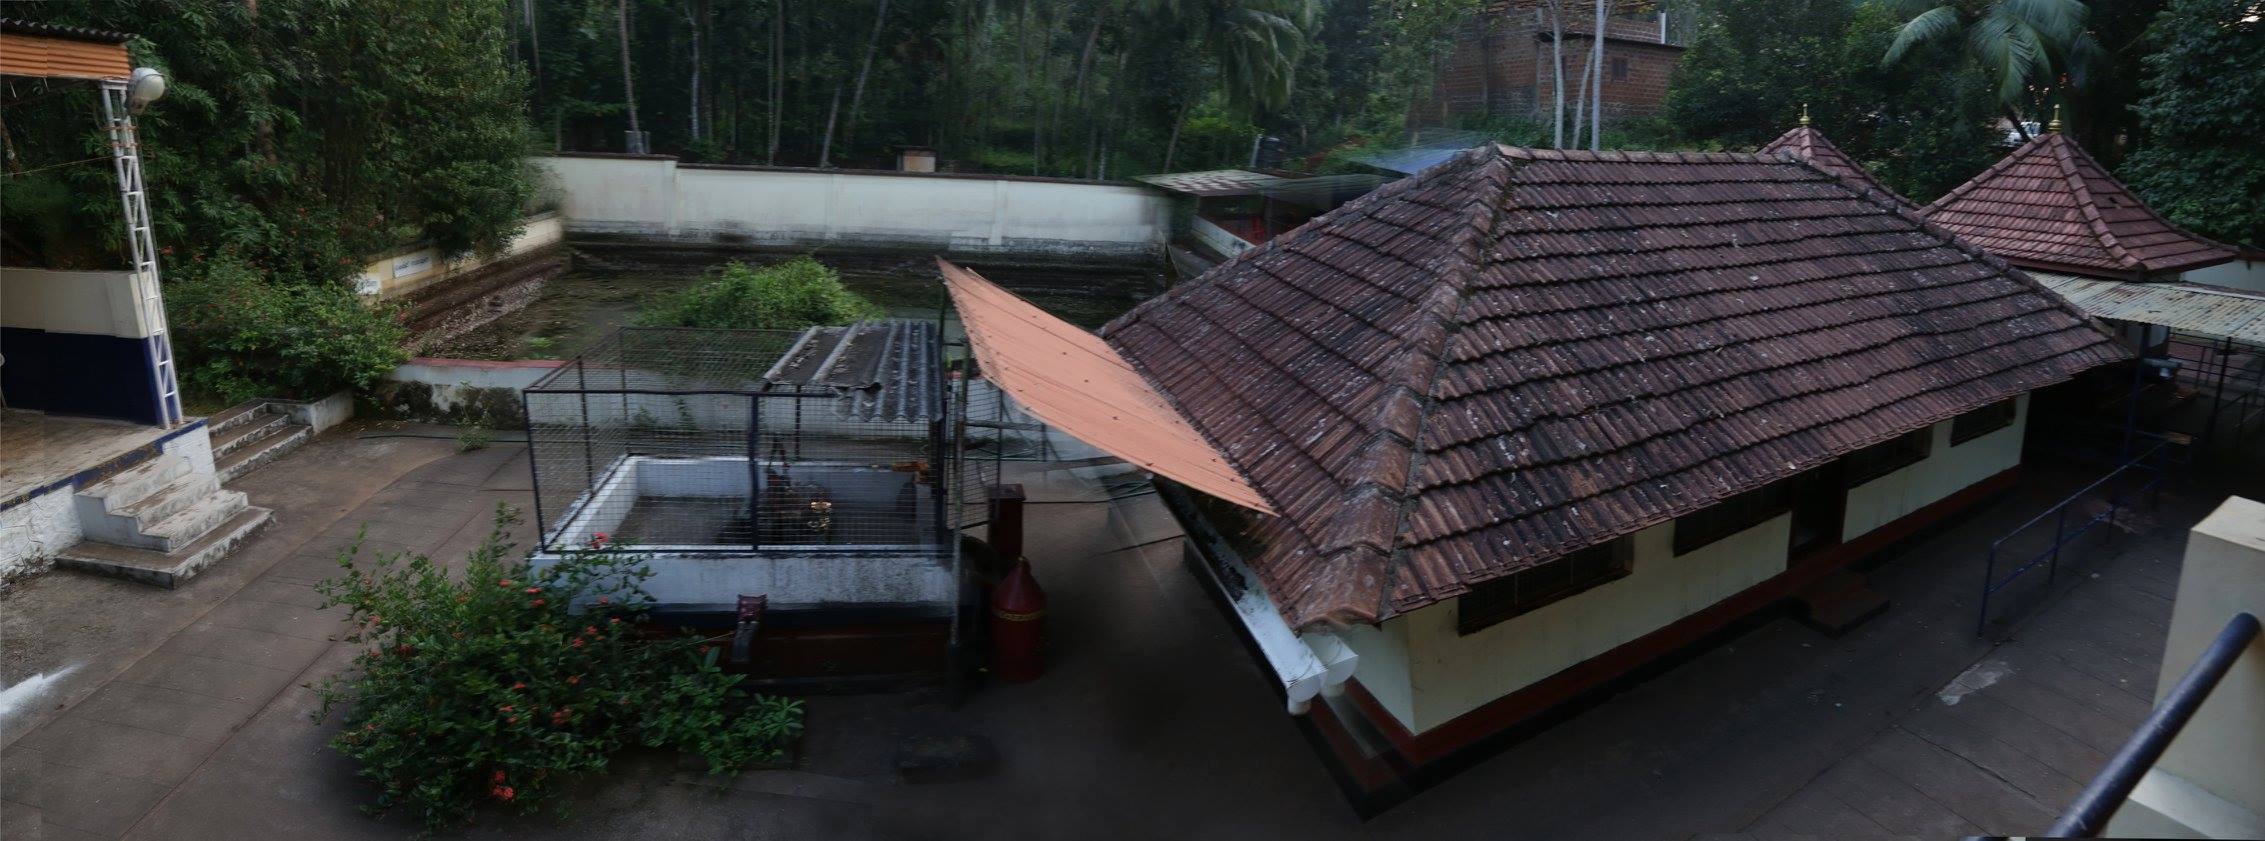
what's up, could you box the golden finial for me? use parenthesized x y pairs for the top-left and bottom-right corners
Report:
(2046, 104), (2062, 133)
(1799, 103), (1811, 127)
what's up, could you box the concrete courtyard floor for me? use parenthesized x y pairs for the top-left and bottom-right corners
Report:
(0, 425), (2247, 839)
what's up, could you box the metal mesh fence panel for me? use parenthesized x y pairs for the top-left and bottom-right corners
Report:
(526, 326), (949, 554)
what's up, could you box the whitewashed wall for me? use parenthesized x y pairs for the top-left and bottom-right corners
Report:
(2181, 257), (2265, 294)
(532, 155), (1171, 259)
(1844, 395), (2026, 540)
(354, 212), (565, 299)
(0, 267), (158, 339)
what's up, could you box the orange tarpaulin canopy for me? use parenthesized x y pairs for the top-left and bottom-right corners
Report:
(938, 260), (1274, 515)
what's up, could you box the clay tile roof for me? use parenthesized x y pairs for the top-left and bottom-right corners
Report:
(1103, 143), (2126, 631)
(1760, 125), (1918, 212)
(1918, 133), (2239, 279)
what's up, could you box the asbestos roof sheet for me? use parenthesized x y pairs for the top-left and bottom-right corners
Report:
(763, 320), (939, 423)
(2033, 272), (2265, 344)
(1760, 125), (1918, 212)
(1920, 133), (2239, 279)
(939, 260), (1274, 514)
(1104, 144), (2127, 632)
(1135, 169), (1289, 197)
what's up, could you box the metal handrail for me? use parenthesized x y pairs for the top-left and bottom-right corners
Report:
(1977, 438), (2177, 635)
(2050, 612), (2261, 837)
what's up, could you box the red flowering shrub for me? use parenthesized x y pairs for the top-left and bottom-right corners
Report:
(313, 505), (803, 831)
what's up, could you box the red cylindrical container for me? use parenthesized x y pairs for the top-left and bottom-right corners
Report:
(988, 559), (1047, 682)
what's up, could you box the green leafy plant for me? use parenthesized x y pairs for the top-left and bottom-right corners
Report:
(313, 506), (803, 832)
(455, 425), (494, 452)
(165, 256), (410, 404)
(637, 257), (881, 331)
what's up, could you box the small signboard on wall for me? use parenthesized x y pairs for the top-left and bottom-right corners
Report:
(391, 251), (433, 279)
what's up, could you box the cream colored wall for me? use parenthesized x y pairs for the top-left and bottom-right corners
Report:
(353, 213), (565, 300)
(2182, 258), (2265, 293)
(530, 155), (1171, 258)
(1387, 514), (1792, 733)
(1338, 617), (1417, 730)
(1843, 394), (2026, 541)
(0, 267), (157, 339)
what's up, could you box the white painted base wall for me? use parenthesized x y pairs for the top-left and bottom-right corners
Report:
(0, 424), (216, 584)
(1343, 401), (2029, 735)
(532, 155), (1171, 259)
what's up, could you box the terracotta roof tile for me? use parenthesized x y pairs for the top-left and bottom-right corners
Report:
(1919, 133), (2239, 278)
(1105, 144), (2126, 631)
(1759, 126), (1918, 212)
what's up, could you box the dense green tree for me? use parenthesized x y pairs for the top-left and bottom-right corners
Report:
(2118, 0), (2265, 247)
(1872, 0), (2102, 136)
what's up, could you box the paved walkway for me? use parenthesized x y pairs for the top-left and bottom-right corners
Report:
(0, 430), (2228, 839)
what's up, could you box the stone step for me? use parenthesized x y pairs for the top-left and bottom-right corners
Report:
(208, 400), (273, 434)
(212, 411), (289, 459)
(55, 506), (275, 588)
(215, 423), (311, 484)
(1796, 572), (1891, 637)
(79, 471), (224, 544)
(77, 453), (193, 514)
(114, 489), (249, 553)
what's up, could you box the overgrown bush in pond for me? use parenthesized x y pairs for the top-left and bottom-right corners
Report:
(638, 257), (882, 331)
(313, 506), (804, 832)
(166, 256), (409, 404)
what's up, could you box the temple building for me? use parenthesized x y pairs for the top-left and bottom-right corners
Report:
(944, 142), (2127, 806)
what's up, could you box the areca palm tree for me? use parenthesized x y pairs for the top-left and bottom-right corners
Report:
(1874, 0), (2101, 139)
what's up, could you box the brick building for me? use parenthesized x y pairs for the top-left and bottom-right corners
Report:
(1424, 2), (1687, 126)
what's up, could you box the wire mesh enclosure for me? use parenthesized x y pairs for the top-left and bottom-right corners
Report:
(525, 323), (951, 556)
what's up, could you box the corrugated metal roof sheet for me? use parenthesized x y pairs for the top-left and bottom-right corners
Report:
(762, 320), (939, 423)
(2034, 273), (2265, 344)
(1106, 143), (2127, 631)
(1134, 169), (1288, 197)
(0, 26), (131, 80)
(1920, 133), (2239, 279)
(939, 260), (1275, 514)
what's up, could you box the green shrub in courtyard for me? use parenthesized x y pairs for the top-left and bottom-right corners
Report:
(165, 257), (409, 404)
(313, 506), (804, 832)
(638, 257), (882, 331)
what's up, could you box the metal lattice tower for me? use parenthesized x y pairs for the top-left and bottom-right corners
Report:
(101, 80), (182, 427)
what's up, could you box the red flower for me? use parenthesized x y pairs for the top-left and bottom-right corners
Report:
(492, 770), (507, 784)
(591, 532), (610, 547)
(609, 617), (621, 625)
(506, 716), (519, 725)
(524, 587), (541, 595)
(511, 682), (526, 691)
(499, 704), (515, 713)
(394, 643), (412, 656)
(550, 709), (570, 726)
(584, 626), (598, 636)
(532, 598), (547, 608)
(566, 675), (581, 685)
(570, 637), (585, 648)
(498, 578), (514, 587)
(491, 785), (515, 802)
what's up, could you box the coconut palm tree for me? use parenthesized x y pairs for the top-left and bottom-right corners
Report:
(1139, 0), (1317, 116)
(1874, 0), (2101, 139)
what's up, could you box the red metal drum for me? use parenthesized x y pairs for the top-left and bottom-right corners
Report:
(988, 559), (1047, 682)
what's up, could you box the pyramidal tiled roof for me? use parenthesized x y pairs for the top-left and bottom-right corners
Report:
(1760, 125), (1919, 211)
(1103, 144), (2126, 631)
(1919, 132), (2238, 279)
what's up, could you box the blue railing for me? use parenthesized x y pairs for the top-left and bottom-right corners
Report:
(1976, 437), (2182, 636)
(2051, 612), (2261, 836)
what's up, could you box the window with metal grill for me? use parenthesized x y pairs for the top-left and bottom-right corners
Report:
(1457, 537), (1633, 635)
(1611, 57), (1629, 81)
(1672, 480), (1792, 555)
(1842, 428), (1934, 487)
(1950, 399), (2017, 445)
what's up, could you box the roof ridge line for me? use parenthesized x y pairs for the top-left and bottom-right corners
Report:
(1924, 133), (2046, 214)
(2046, 135), (2143, 271)
(1295, 145), (1522, 627)
(1853, 145), (2126, 343)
